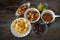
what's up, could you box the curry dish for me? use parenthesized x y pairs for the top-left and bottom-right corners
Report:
(42, 13), (53, 22)
(13, 18), (29, 35)
(26, 10), (39, 21)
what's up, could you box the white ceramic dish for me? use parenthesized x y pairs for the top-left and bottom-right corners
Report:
(11, 18), (32, 37)
(24, 8), (40, 23)
(15, 2), (30, 17)
(41, 10), (60, 24)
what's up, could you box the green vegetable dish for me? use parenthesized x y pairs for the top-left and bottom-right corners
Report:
(37, 3), (47, 11)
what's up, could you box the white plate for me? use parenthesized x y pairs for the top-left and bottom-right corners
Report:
(11, 18), (32, 37)
(15, 2), (30, 16)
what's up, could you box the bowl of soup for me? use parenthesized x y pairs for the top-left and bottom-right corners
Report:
(41, 10), (55, 24)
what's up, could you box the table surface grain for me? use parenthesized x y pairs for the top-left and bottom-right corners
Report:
(0, 0), (60, 40)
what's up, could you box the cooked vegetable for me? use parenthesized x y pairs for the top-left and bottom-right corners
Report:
(37, 3), (47, 11)
(26, 10), (39, 21)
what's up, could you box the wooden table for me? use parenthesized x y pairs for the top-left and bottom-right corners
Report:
(0, 0), (60, 40)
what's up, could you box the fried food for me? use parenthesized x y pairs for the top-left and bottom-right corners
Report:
(18, 5), (28, 14)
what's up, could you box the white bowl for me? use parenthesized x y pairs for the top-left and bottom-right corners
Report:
(11, 18), (32, 37)
(24, 8), (40, 23)
(15, 2), (30, 16)
(41, 10), (55, 24)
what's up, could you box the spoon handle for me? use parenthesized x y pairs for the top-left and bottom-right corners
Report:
(55, 15), (60, 17)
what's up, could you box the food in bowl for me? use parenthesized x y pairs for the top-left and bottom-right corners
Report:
(24, 8), (40, 23)
(33, 23), (48, 35)
(42, 13), (53, 22)
(15, 2), (30, 16)
(13, 18), (29, 35)
(18, 5), (28, 14)
(37, 3), (47, 11)
(11, 18), (32, 37)
(26, 10), (39, 21)
(41, 10), (56, 23)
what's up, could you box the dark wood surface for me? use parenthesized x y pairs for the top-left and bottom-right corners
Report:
(0, 0), (60, 40)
